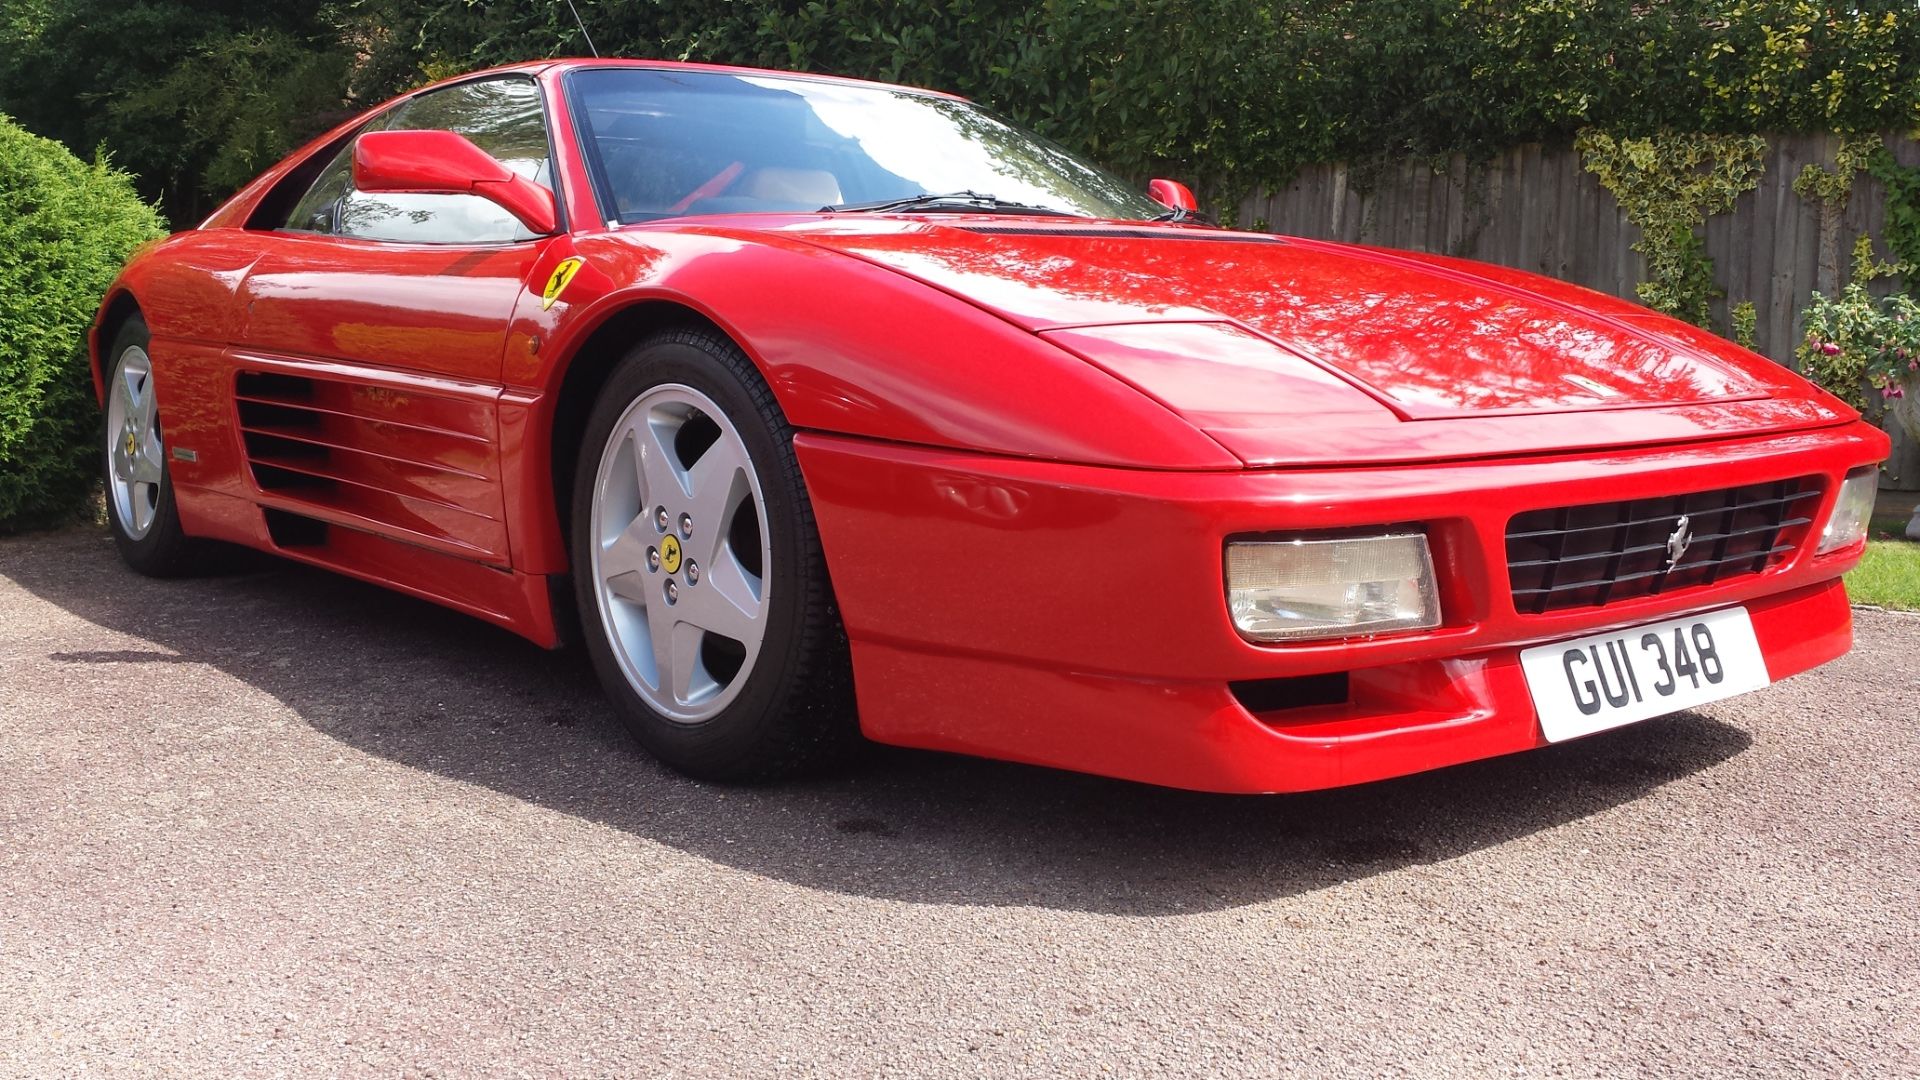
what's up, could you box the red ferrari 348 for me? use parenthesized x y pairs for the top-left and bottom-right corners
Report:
(93, 59), (1887, 791)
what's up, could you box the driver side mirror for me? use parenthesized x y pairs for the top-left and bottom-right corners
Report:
(352, 129), (558, 236)
(1147, 178), (1198, 213)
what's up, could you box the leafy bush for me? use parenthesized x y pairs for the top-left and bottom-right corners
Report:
(0, 114), (165, 531)
(0, 0), (354, 227)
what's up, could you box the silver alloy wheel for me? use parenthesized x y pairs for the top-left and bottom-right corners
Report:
(105, 345), (163, 541)
(589, 383), (772, 723)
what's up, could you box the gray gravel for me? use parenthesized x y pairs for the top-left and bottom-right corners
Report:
(1, 526), (1915, 1078)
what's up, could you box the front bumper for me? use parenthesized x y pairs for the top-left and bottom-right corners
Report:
(794, 423), (1884, 793)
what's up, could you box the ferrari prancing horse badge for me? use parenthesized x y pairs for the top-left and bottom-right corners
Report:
(541, 257), (585, 311)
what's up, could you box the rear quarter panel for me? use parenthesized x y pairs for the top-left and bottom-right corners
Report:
(92, 231), (269, 511)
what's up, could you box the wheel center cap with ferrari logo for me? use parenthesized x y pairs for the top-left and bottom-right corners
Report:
(660, 533), (683, 575)
(124, 430), (138, 458)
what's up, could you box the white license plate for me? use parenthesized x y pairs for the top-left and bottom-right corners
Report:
(1520, 607), (1770, 743)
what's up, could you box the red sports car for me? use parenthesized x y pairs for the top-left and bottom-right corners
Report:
(93, 59), (1887, 792)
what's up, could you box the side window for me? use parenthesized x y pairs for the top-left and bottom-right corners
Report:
(281, 141), (361, 234)
(279, 77), (552, 244)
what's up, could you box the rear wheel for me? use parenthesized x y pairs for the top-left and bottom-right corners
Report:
(103, 316), (200, 576)
(571, 327), (855, 780)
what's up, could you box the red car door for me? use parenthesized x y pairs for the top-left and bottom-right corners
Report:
(231, 75), (563, 566)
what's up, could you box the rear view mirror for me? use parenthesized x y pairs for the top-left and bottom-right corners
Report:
(1147, 178), (1198, 213)
(352, 129), (558, 236)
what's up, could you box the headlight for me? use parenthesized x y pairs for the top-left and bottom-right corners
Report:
(1816, 467), (1878, 555)
(1225, 532), (1441, 643)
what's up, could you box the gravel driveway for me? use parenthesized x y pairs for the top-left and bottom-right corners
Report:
(1, 527), (1914, 1078)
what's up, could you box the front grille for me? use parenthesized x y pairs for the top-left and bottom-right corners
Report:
(1505, 477), (1824, 615)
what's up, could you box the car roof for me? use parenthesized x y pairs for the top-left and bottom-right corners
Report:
(419, 57), (969, 103)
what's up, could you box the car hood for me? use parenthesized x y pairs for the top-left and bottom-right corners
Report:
(756, 217), (1849, 466)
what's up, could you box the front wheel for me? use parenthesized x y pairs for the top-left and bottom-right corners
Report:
(103, 316), (201, 576)
(570, 327), (856, 781)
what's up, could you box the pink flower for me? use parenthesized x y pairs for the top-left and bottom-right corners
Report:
(1820, 342), (1842, 356)
(1887, 384), (1906, 399)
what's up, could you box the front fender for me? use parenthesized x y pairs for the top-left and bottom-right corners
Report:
(521, 227), (1237, 470)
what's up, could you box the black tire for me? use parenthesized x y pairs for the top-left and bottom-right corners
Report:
(570, 326), (857, 781)
(102, 315), (202, 577)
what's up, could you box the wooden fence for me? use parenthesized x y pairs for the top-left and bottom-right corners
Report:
(1241, 133), (1920, 487)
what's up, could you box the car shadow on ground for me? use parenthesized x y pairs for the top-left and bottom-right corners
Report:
(4, 528), (1753, 916)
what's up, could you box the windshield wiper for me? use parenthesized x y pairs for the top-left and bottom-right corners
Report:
(820, 190), (1080, 217)
(1149, 206), (1217, 225)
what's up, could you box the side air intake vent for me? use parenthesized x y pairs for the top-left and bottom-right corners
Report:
(233, 370), (506, 560)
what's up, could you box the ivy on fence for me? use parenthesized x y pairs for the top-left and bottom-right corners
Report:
(1575, 131), (1767, 328)
(1867, 147), (1920, 283)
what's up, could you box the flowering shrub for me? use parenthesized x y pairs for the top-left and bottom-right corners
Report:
(1798, 284), (1920, 417)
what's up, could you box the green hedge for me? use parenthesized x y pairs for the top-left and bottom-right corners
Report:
(354, 0), (1920, 205)
(7, 2), (1918, 224)
(0, 114), (166, 532)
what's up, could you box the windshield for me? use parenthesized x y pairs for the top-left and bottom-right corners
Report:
(568, 67), (1167, 223)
